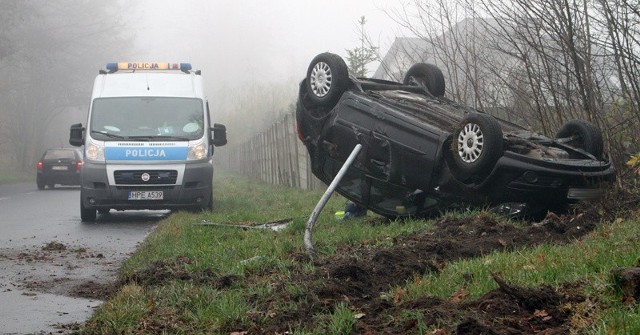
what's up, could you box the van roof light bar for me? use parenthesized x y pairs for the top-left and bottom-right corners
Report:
(103, 62), (193, 73)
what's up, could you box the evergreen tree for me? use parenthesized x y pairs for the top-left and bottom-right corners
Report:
(346, 16), (378, 77)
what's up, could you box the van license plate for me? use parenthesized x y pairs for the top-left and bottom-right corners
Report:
(128, 191), (163, 200)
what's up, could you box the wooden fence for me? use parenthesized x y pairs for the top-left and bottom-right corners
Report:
(215, 111), (324, 190)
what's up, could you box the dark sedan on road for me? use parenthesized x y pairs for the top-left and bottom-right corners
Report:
(36, 148), (83, 190)
(296, 52), (615, 219)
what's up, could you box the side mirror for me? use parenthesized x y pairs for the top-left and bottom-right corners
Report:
(210, 123), (227, 147)
(69, 123), (84, 147)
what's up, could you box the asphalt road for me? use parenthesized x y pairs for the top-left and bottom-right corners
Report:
(0, 182), (164, 334)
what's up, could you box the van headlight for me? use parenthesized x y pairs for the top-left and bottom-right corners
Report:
(86, 140), (105, 162)
(188, 142), (207, 160)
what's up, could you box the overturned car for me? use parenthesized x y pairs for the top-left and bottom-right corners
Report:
(296, 52), (615, 219)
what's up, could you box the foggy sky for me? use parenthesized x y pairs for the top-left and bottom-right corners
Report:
(131, 0), (407, 89)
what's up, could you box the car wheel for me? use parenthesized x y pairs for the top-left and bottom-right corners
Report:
(37, 179), (45, 190)
(80, 198), (97, 222)
(555, 119), (603, 159)
(451, 113), (504, 180)
(403, 63), (446, 97)
(47, 183), (55, 189)
(306, 52), (349, 108)
(97, 208), (110, 215)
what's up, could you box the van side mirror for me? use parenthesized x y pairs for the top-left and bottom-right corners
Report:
(69, 123), (84, 147)
(210, 123), (227, 147)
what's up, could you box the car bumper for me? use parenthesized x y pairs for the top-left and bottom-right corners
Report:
(475, 151), (616, 205)
(37, 172), (81, 185)
(80, 161), (213, 210)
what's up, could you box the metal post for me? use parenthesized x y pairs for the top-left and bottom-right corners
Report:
(304, 144), (362, 260)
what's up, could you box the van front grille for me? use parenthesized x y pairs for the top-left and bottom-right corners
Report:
(114, 170), (178, 185)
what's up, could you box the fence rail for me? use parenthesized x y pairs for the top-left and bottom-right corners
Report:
(216, 111), (324, 190)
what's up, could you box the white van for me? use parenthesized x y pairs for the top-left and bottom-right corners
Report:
(69, 62), (227, 221)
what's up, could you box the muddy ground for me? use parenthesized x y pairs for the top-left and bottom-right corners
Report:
(0, 242), (121, 333)
(39, 187), (637, 334)
(244, 210), (601, 334)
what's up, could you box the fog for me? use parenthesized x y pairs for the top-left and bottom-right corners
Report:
(0, 0), (409, 171)
(2, 0), (636, 187)
(127, 0), (409, 143)
(134, 0), (404, 86)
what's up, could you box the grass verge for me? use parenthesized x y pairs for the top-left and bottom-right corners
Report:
(81, 171), (640, 334)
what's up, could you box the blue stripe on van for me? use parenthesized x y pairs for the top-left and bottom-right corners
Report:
(105, 146), (188, 161)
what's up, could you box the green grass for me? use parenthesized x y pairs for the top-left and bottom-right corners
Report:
(400, 219), (640, 301)
(82, 171), (640, 334)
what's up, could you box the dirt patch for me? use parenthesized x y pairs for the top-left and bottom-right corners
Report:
(247, 206), (615, 334)
(101, 187), (639, 333)
(7, 242), (113, 299)
(117, 209), (608, 333)
(42, 240), (67, 251)
(69, 280), (120, 300)
(123, 256), (239, 290)
(354, 275), (588, 334)
(312, 211), (595, 306)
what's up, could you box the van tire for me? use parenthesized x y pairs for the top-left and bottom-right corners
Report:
(80, 198), (97, 222)
(205, 195), (213, 212)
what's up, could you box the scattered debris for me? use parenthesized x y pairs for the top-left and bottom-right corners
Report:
(42, 241), (67, 251)
(196, 218), (293, 231)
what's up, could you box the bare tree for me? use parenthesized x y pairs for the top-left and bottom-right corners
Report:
(594, 0), (640, 158)
(0, 0), (133, 170)
(381, 0), (639, 171)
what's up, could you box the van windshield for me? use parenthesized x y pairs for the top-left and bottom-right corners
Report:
(90, 97), (205, 141)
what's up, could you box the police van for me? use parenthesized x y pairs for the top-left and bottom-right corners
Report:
(69, 62), (227, 221)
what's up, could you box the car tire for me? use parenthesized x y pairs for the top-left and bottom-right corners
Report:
(403, 63), (446, 97)
(451, 113), (503, 180)
(37, 179), (45, 190)
(306, 52), (350, 108)
(555, 119), (603, 159)
(98, 208), (110, 215)
(80, 198), (97, 222)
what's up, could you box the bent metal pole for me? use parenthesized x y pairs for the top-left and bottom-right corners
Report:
(304, 144), (362, 260)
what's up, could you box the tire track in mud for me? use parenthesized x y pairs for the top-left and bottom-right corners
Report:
(254, 211), (599, 334)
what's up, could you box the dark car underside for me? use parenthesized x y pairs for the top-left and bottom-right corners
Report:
(296, 53), (615, 219)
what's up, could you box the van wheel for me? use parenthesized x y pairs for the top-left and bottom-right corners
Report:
(403, 63), (446, 97)
(450, 113), (503, 181)
(205, 194), (213, 212)
(81, 199), (96, 222)
(306, 53), (350, 108)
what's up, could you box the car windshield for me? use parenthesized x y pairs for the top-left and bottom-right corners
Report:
(89, 97), (205, 141)
(44, 150), (76, 160)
